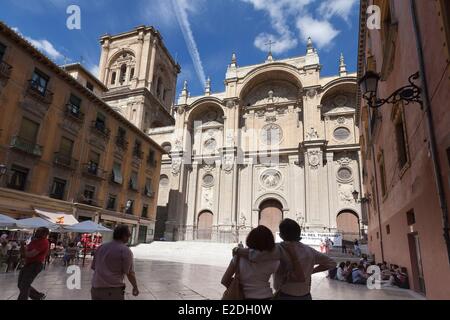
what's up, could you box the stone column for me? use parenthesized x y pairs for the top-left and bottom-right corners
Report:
(185, 161), (199, 240)
(135, 28), (145, 87)
(98, 38), (110, 84)
(147, 38), (158, 90)
(303, 141), (327, 229)
(326, 152), (336, 228)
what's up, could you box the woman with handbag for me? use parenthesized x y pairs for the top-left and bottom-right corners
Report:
(221, 226), (279, 300)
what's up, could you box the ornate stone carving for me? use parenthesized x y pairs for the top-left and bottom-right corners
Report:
(337, 156), (352, 166)
(202, 174), (215, 188)
(226, 131), (234, 147)
(171, 157), (182, 175)
(177, 105), (185, 115)
(308, 150), (322, 170)
(244, 82), (298, 107)
(337, 116), (346, 124)
(260, 124), (282, 146)
(306, 88), (317, 99)
(222, 154), (234, 173)
(203, 188), (214, 209)
(260, 169), (282, 189)
(173, 138), (183, 151)
(225, 100), (236, 109)
(306, 127), (319, 140)
(204, 138), (217, 152)
(338, 183), (355, 205)
(337, 166), (353, 183)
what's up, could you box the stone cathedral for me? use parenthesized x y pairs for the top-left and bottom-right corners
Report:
(98, 26), (363, 243)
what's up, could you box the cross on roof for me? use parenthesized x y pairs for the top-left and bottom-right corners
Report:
(265, 40), (276, 54)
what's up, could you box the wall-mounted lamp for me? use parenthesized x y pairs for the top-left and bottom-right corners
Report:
(359, 71), (423, 109)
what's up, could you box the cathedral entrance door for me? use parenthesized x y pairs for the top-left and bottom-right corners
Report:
(197, 211), (213, 240)
(259, 199), (283, 235)
(336, 210), (360, 242)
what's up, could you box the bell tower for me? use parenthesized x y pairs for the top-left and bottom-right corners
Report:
(99, 26), (180, 131)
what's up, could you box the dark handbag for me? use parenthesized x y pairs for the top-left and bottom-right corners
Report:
(222, 256), (245, 300)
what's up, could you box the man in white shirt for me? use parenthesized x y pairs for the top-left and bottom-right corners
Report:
(91, 225), (139, 300)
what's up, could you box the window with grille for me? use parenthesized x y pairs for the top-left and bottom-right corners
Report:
(129, 171), (138, 190)
(8, 166), (29, 191)
(142, 205), (148, 218)
(112, 162), (123, 184)
(31, 69), (50, 95)
(50, 178), (66, 200)
(106, 194), (117, 211)
(68, 94), (82, 115)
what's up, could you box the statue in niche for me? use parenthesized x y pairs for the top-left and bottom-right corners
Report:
(338, 183), (354, 205)
(306, 127), (319, 140)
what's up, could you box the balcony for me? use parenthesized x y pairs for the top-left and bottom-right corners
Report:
(64, 104), (85, 123)
(25, 80), (54, 105)
(82, 163), (106, 180)
(0, 60), (12, 82)
(115, 136), (129, 151)
(133, 149), (144, 160)
(54, 153), (78, 170)
(90, 121), (111, 140)
(10, 136), (43, 157)
(143, 187), (155, 198)
(78, 196), (99, 207)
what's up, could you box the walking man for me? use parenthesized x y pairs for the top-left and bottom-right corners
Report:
(91, 225), (139, 300)
(17, 227), (50, 300)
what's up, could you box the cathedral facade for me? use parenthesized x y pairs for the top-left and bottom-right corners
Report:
(148, 39), (364, 243)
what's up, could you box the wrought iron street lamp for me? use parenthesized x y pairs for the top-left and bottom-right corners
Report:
(359, 71), (423, 109)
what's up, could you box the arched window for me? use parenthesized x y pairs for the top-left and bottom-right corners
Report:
(119, 64), (127, 84)
(130, 68), (135, 81)
(111, 72), (116, 85)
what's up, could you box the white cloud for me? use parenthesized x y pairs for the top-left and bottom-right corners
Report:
(296, 16), (340, 49)
(12, 27), (63, 61)
(241, 0), (355, 53)
(317, 0), (358, 22)
(171, 0), (207, 87)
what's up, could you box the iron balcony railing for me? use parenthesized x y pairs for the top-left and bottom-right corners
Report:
(54, 153), (78, 170)
(82, 163), (106, 179)
(0, 60), (12, 80)
(26, 80), (54, 105)
(90, 121), (111, 139)
(65, 103), (85, 122)
(115, 136), (129, 150)
(133, 148), (144, 160)
(10, 136), (43, 157)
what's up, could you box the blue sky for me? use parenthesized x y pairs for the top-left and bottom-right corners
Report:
(0, 0), (360, 96)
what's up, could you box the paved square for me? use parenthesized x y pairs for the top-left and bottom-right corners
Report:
(0, 242), (425, 300)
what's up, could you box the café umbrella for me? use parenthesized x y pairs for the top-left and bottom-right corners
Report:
(63, 221), (112, 266)
(63, 221), (112, 233)
(16, 217), (59, 231)
(0, 214), (18, 228)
